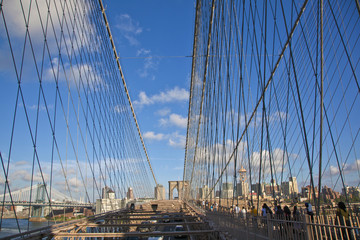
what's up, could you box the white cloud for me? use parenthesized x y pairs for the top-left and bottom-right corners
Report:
(2, 1), (52, 39)
(329, 160), (360, 175)
(137, 49), (151, 56)
(135, 48), (158, 79)
(27, 104), (54, 112)
(269, 111), (288, 122)
(169, 132), (186, 148)
(45, 61), (104, 89)
(13, 170), (49, 183)
(143, 131), (166, 141)
(115, 14), (143, 46)
(134, 87), (189, 107)
(249, 148), (290, 175)
(330, 165), (339, 175)
(14, 161), (28, 166)
(68, 177), (82, 188)
(1, 0), (93, 52)
(143, 130), (186, 149)
(160, 113), (187, 128)
(139, 56), (157, 79)
(156, 108), (171, 116)
(173, 166), (183, 170)
(114, 105), (127, 113)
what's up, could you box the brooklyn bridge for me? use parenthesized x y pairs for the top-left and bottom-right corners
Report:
(0, 0), (359, 239)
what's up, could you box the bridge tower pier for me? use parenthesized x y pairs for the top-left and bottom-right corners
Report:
(168, 181), (189, 200)
(29, 184), (47, 222)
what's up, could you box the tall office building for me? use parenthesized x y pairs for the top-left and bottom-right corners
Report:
(237, 166), (249, 197)
(221, 183), (234, 198)
(281, 177), (299, 197)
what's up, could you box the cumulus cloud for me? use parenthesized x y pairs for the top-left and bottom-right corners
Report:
(1, 0), (94, 52)
(329, 160), (360, 175)
(249, 148), (291, 175)
(143, 131), (166, 141)
(13, 170), (49, 183)
(160, 113), (187, 128)
(134, 87), (189, 107)
(45, 59), (104, 89)
(143, 130), (186, 148)
(2, 1), (54, 39)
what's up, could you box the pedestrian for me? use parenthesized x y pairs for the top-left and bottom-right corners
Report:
(305, 203), (314, 220)
(293, 206), (301, 236)
(283, 205), (291, 220)
(251, 206), (258, 228)
(262, 204), (267, 217)
(251, 206), (258, 217)
(292, 206), (300, 220)
(241, 206), (247, 219)
(276, 205), (284, 219)
(336, 201), (352, 240)
(235, 204), (240, 218)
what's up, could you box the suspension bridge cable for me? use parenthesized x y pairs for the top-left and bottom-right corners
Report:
(202, 0), (309, 199)
(98, 0), (157, 187)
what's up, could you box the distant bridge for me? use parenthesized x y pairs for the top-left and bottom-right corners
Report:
(0, 184), (86, 204)
(0, 201), (93, 208)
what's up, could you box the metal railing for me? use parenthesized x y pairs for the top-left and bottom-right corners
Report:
(190, 202), (360, 240)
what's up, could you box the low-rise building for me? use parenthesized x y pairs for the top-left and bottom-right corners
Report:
(96, 186), (125, 214)
(322, 185), (340, 201)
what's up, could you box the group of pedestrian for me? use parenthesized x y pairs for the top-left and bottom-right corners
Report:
(200, 199), (353, 240)
(260, 203), (303, 221)
(233, 204), (247, 219)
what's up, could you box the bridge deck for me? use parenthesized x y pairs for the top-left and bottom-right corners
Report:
(4, 200), (221, 240)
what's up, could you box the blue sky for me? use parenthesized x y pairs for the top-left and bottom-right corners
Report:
(102, 0), (196, 195)
(0, 0), (195, 201)
(1, 0), (359, 202)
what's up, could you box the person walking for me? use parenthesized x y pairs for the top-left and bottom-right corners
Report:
(336, 201), (353, 240)
(305, 203), (314, 220)
(251, 206), (258, 228)
(235, 204), (240, 218)
(241, 206), (247, 219)
(283, 205), (291, 220)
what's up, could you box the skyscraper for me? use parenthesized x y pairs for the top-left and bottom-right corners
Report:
(281, 177), (299, 197)
(237, 166), (249, 197)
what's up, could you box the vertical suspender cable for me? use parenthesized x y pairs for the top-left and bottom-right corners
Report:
(206, 0), (309, 199)
(98, 0), (157, 186)
(183, 0), (201, 199)
(317, 0), (324, 216)
(188, 0), (217, 196)
(355, 0), (360, 17)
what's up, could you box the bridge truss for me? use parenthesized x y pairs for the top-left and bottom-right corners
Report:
(184, 0), (360, 212)
(0, 0), (157, 234)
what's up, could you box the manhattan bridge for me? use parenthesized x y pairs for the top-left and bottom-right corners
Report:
(0, 0), (360, 239)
